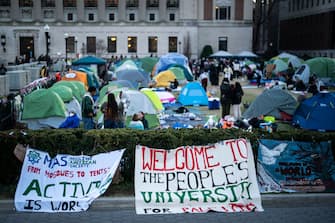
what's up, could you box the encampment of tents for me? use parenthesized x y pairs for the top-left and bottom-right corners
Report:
(242, 88), (298, 120)
(292, 92), (335, 131)
(72, 56), (106, 65)
(304, 57), (335, 78)
(178, 82), (208, 106)
(53, 80), (86, 103)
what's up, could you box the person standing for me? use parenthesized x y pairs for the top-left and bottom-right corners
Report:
(232, 82), (244, 120)
(220, 78), (233, 119)
(100, 93), (124, 129)
(81, 86), (97, 130)
(199, 69), (209, 92)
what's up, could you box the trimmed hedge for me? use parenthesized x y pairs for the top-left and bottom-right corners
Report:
(1, 128), (334, 187)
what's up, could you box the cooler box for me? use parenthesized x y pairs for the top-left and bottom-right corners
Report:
(208, 97), (220, 110)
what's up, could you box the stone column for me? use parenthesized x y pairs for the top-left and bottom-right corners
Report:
(98, 0), (106, 22)
(10, 0), (19, 21)
(138, 0), (146, 22)
(33, 0), (41, 22)
(118, 0), (126, 21)
(159, 0), (167, 22)
(77, 0), (85, 22)
(56, 0), (64, 22)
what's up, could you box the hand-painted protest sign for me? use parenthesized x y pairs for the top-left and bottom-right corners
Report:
(135, 138), (263, 214)
(15, 147), (125, 212)
(257, 139), (335, 193)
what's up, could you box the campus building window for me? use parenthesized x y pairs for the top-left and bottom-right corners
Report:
(66, 36), (75, 53)
(168, 36), (177, 52)
(67, 13), (73, 21)
(126, 0), (139, 8)
(63, 0), (76, 7)
(147, 0), (159, 8)
(169, 13), (175, 21)
(108, 36), (117, 53)
(19, 0), (33, 7)
(218, 36), (228, 51)
(215, 6), (231, 20)
(87, 36), (96, 54)
(0, 0), (10, 6)
(88, 13), (94, 21)
(167, 0), (179, 8)
(129, 13), (135, 21)
(148, 36), (158, 53)
(84, 0), (97, 7)
(128, 36), (137, 53)
(106, 0), (118, 7)
(41, 0), (55, 8)
(149, 13), (155, 21)
(109, 13), (115, 21)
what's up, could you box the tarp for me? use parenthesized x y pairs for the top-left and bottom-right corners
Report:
(242, 88), (297, 120)
(292, 92), (335, 131)
(116, 69), (149, 88)
(22, 89), (66, 120)
(72, 56), (106, 65)
(178, 82), (208, 106)
(293, 64), (310, 85)
(154, 70), (177, 87)
(257, 139), (335, 193)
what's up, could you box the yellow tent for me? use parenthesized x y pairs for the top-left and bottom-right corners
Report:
(154, 70), (176, 87)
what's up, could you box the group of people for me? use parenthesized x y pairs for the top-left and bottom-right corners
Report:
(60, 86), (149, 130)
(220, 78), (244, 121)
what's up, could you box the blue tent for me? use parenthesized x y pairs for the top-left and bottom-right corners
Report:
(116, 69), (150, 89)
(293, 92), (335, 131)
(72, 56), (106, 65)
(178, 82), (208, 106)
(155, 53), (193, 81)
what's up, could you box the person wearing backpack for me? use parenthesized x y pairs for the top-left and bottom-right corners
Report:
(220, 78), (233, 119)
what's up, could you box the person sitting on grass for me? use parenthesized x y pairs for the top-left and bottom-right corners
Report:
(128, 113), (144, 130)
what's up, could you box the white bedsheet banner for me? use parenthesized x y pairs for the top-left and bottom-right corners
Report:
(135, 138), (263, 214)
(15, 147), (125, 212)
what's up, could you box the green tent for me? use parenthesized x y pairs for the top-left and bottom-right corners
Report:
(22, 89), (66, 120)
(305, 57), (335, 78)
(53, 81), (86, 103)
(139, 57), (159, 74)
(72, 56), (106, 65)
(140, 89), (164, 112)
(168, 66), (186, 81)
(49, 85), (73, 103)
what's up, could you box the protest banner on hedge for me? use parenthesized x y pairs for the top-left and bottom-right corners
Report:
(15, 147), (125, 212)
(135, 138), (263, 214)
(257, 139), (335, 193)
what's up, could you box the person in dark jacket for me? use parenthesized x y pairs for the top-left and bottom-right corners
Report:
(231, 81), (244, 120)
(220, 78), (233, 119)
(81, 86), (97, 130)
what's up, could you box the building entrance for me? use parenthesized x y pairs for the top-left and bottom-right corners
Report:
(19, 37), (34, 63)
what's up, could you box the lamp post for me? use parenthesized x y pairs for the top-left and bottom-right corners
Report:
(74, 37), (78, 58)
(64, 33), (68, 66)
(1, 34), (6, 52)
(44, 24), (50, 65)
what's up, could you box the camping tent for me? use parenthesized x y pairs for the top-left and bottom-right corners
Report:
(178, 82), (208, 106)
(242, 88), (298, 120)
(292, 92), (335, 131)
(154, 70), (177, 87)
(62, 70), (89, 89)
(209, 51), (233, 58)
(273, 52), (303, 68)
(21, 89), (67, 129)
(72, 56), (106, 65)
(154, 53), (193, 81)
(114, 60), (139, 73)
(53, 80), (86, 103)
(116, 69), (149, 88)
(304, 57), (335, 78)
(153, 90), (176, 104)
(140, 88), (164, 112)
(139, 57), (159, 74)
